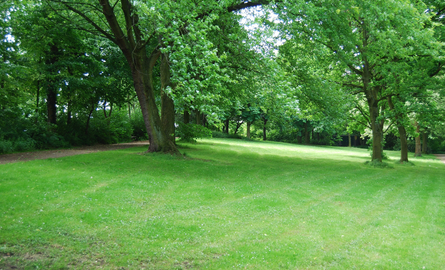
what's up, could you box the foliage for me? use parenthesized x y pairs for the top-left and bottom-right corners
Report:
(211, 130), (242, 139)
(176, 122), (212, 142)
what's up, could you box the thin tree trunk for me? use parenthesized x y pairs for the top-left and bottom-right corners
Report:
(234, 121), (242, 134)
(422, 132), (427, 154)
(196, 110), (201, 125)
(247, 121), (251, 138)
(224, 119), (229, 134)
(304, 122), (310, 144)
(36, 80), (40, 115)
(67, 100), (71, 125)
(414, 121), (422, 157)
(85, 106), (95, 135)
(263, 117), (267, 141)
(348, 134), (352, 147)
(184, 110), (190, 124)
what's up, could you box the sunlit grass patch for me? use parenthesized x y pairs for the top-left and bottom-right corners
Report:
(1, 139), (444, 269)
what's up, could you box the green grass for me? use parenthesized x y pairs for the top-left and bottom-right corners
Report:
(1, 138), (444, 269)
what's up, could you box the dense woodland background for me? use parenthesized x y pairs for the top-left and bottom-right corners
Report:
(1, 0), (444, 161)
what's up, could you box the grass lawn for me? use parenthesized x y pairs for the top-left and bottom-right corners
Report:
(1, 138), (444, 269)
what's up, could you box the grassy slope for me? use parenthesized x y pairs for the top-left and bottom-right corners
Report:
(0, 138), (444, 269)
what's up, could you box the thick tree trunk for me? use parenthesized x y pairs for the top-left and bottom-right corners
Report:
(399, 125), (409, 162)
(160, 53), (176, 152)
(367, 95), (383, 162)
(98, 0), (176, 153)
(46, 83), (57, 124)
(414, 121), (422, 157)
(246, 121), (251, 138)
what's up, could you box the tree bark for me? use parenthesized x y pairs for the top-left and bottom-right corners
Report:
(262, 117), (268, 141)
(67, 100), (71, 125)
(85, 106), (95, 135)
(422, 132), (427, 154)
(184, 109), (190, 124)
(246, 121), (251, 138)
(304, 122), (310, 144)
(98, 0), (178, 153)
(196, 110), (202, 125)
(367, 94), (383, 161)
(160, 53), (176, 152)
(224, 119), (229, 133)
(46, 84), (57, 124)
(46, 44), (59, 125)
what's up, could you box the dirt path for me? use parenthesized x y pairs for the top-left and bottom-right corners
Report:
(0, 141), (149, 165)
(434, 154), (445, 165)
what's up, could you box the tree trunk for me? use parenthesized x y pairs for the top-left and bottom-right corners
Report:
(36, 80), (40, 115)
(85, 106), (95, 135)
(195, 110), (201, 125)
(263, 117), (268, 141)
(98, 0), (177, 153)
(348, 134), (351, 147)
(247, 121), (251, 138)
(414, 121), (422, 157)
(184, 110), (190, 124)
(160, 53), (176, 152)
(46, 85), (57, 124)
(399, 125), (409, 162)
(367, 94), (383, 162)
(67, 100), (71, 125)
(224, 119), (229, 134)
(234, 121), (242, 134)
(304, 122), (310, 144)
(422, 132), (427, 154)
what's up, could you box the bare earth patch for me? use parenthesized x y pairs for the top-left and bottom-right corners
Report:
(0, 141), (149, 165)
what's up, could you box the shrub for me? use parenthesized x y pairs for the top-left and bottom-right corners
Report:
(176, 123), (212, 142)
(130, 111), (148, 141)
(0, 140), (14, 154)
(211, 131), (242, 139)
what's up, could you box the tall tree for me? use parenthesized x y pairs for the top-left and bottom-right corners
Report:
(277, 0), (443, 162)
(44, 0), (270, 153)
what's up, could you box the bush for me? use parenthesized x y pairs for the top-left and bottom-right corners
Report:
(27, 123), (69, 149)
(89, 111), (133, 144)
(176, 123), (212, 142)
(0, 140), (14, 154)
(130, 111), (148, 141)
(211, 131), (242, 139)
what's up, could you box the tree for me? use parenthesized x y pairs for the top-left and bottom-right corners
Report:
(277, 0), (443, 162)
(43, 0), (271, 153)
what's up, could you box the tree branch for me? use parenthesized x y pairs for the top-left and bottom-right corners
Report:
(59, 2), (116, 43)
